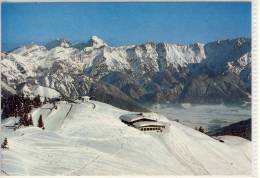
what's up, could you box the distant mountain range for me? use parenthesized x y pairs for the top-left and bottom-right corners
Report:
(1, 36), (251, 111)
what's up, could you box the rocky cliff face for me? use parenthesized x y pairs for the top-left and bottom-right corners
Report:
(1, 36), (251, 110)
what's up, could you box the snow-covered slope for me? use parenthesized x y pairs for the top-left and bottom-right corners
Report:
(1, 100), (251, 175)
(19, 84), (60, 99)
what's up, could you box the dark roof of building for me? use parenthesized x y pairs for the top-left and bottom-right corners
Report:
(120, 113), (157, 123)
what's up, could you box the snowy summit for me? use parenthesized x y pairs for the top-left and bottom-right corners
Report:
(1, 37), (251, 107)
(87, 35), (108, 48)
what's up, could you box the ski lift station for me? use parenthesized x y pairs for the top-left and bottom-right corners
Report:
(120, 113), (165, 132)
(81, 96), (90, 103)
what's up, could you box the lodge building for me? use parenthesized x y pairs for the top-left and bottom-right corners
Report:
(120, 113), (165, 132)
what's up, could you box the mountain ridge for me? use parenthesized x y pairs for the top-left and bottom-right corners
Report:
(1, 36), (251, 111)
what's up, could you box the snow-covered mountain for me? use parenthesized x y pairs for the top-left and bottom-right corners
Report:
(1, 36), (251, 110)
(18, 84), (61, 99)
(45, 38), (72, 50)
(1, 100), (251, 175)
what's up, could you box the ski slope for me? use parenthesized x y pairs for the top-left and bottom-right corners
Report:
(1, 100), (251, 175)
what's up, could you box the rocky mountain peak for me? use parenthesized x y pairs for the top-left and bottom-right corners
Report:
(1, 37), (252, 107)
(45, 38), (72, 50)
(87, 35), (108, 48)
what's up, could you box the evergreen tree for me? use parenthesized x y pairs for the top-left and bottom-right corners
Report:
(34, 95), (42, 108)
(37, 115), (44, 129)
(43, 97), (48, 104)
(24, 114), (29, 126)
(28, 114), (33, 126)
(19, 115), (25, 126)
(19, 114), (29, 126)
(1, 138), (9, 149)
(198, 126), (205, 133)
(53, 102), (58, 110)
(2, 94), (37, 130)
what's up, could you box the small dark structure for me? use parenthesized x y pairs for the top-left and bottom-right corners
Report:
(81, 96), (90, 102)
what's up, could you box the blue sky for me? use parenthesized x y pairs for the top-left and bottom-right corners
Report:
(2, 2), (251, 51)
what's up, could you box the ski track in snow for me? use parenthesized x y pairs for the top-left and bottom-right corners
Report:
(1, 169), (10, 176)
(60, 104), (73, 128)
(66, 102), (127, 175)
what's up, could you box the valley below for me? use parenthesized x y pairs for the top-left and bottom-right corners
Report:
(151, 103), (251, 132)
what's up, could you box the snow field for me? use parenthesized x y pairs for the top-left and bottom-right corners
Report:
(1, 100), (251, 175)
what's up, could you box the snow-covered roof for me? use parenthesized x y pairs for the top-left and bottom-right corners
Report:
(81, 96), (90, 98)
(120, 113), (157, 123)
(132, 121), (165, 128)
